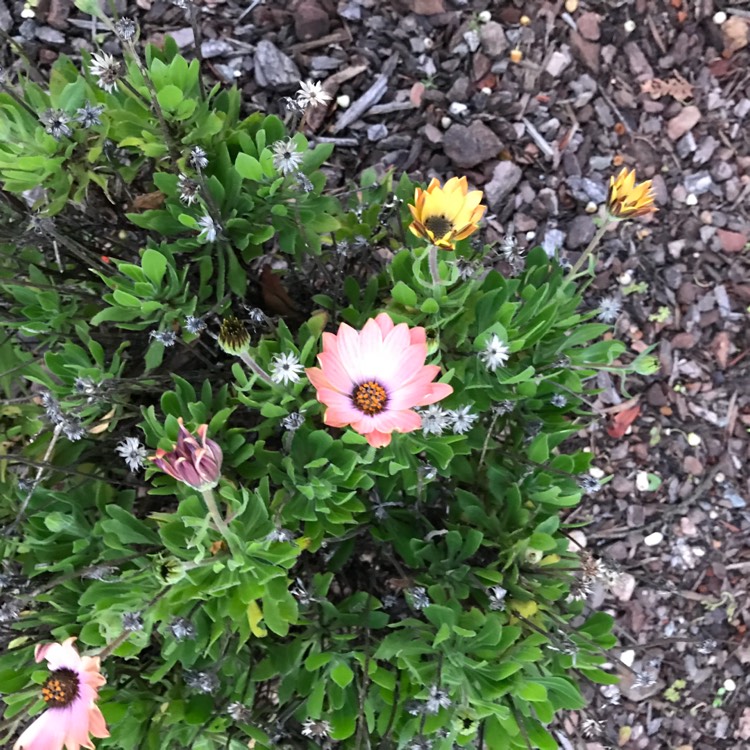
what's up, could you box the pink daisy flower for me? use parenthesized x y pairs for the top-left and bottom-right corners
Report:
(306, 313), (453, 448)
(150, 418), (223, 491)
(14, 637), (109, 750)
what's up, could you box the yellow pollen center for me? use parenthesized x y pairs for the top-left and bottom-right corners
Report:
(424, 214), (453, 239)
(352, 381), (388, 415)
(41, 668), (79, 707)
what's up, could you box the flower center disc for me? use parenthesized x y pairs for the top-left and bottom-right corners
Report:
(352, 381), (387, 415)
(424, 214), (453, 239)
(42, 668), (80, 707)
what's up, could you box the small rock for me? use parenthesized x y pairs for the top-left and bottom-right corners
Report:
(683, 455), (704, 476)
(201, 39), (234, 58)
(423, 123), (442, 143)
(169, 27), (195, 48)
(710, 161), (734, 182)
(484, 161), (523, 210)
(666, 105), (701, 141)
(567, 175), (607, 203)
(624, 41), (654, 80)
(446, 75), (471, 102)
(644, 531), (663, 546)
(542, 228), (566, 256)
(294, 0), (330, 41)
(254, 40), (302, 88)
(716, 228), (747, 253)
(676, 131), (697, 159)
(545, 47), (573, 78)
(35, 25), (66, 44)
(479, 21), (508, 56)
(410, 0), (445, 14)
(577, 11), (601, 41)
(693, 135), (718, 165)
(683, 171), (713, 195)
(612, 572), (636, 602)
(565, 215), (596, 249)
(367, 123), (388, 142)
(0, 0), (13, 30)
(570, 31), (600, 73)
(443, 121), (502, 168)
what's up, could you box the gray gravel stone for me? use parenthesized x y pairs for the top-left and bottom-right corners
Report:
(254, 40), (301, 88)
(443, 121), (502, 169)
(484, 161), (522, 210)
(565, 215), (596, 249)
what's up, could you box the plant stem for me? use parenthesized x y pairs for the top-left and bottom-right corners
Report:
(200, 486), (232, 542)
(187, 0), (206, 101)
(7, 423), (62, 533)
(125, 42), (180, 162)
(238, 351), (275, 387)
(428, 244), (441, 286)
(564, 217), (611, 282)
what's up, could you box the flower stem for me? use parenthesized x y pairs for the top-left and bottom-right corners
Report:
(238, 351), (275, 387)
(428, 244), (441, 286)
(200, 487), (232, 542)
(564, 217), (610, 282)
(125, 42), (179, 162)
(187, 0), (206, 101)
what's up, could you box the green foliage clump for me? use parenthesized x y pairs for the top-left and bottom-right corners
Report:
(0, 10), (643, 750)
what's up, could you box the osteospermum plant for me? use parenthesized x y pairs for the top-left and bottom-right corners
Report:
(0, 7), (659, 749)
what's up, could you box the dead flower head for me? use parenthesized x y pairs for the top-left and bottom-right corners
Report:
(408, 176), (486, 250)
(607, 168), (657, 219)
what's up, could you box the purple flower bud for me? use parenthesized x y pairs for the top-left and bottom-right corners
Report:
(151, 418), (223, 491)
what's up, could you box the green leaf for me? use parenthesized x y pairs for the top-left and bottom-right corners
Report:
(391, 281), (417, 308)
(330, 661), (354, 688)
(527, 433), (549, 463)
(112, 289), (142, 307)
(518, 682), (548, 702)
(156, 84), (184, 112)
(141, 248), (168, 287)
(235, 153), (264, 181)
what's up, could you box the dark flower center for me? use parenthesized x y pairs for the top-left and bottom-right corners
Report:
(42, 668), (79, 707)
(352, 381), (387, 415)
(218, 316), (250, 354)
(424, 214), (453, 239)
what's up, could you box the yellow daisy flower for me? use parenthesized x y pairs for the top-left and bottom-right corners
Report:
(408, 176), (486, 250)
(607, 168), (657, 219)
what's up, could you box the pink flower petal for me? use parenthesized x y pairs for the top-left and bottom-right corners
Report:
(373, 312), (395, 338)
(316, 351), (356, 393)
(335, 323), (365, 383)
(13, 708), (64, 750)
(366, 430), (392, 447)
(324, 405), (362, 427)
(409, 326), (427, 346)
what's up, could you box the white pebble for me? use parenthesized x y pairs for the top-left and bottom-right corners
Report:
(567, 529), (587, 550)
(21, 5), (35, 17)
(618, 270), (634, 285)
(440, 116), (452, 129)
(713, 11), (727, 24)
(624, 19), (636, 33)
(620, 649), (636, 667)
(449, 102), (468, 116)
(724, 678), (736, 692)
(687, 432), (701, 446)
(424, 37), (434, 50)
(478, 10), (492, 23)
(686, 193), (698, 206)
(644, 531), (663, 546)
(585, 201), (598, 213)
(589, 467), (605, 479)
(635, 471), (651, 491)
(336, 94), (350, 108)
